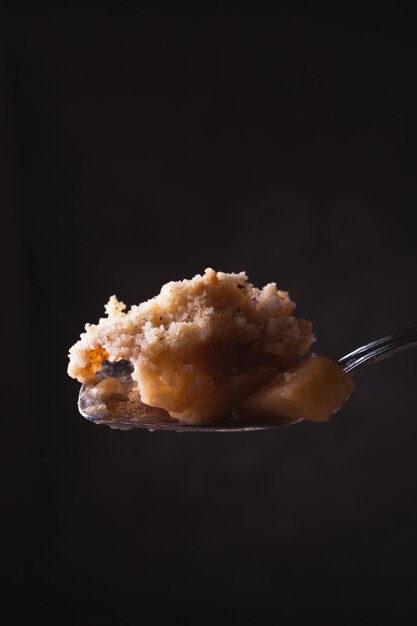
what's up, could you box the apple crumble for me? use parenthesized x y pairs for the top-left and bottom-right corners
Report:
(68, 268), (354, 425)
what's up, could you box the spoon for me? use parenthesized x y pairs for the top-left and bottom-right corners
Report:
(78, 326), (417, 432)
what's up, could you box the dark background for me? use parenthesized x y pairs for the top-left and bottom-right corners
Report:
(3, 5), (417, 624)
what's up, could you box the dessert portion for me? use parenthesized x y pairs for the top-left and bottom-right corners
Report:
(68, 268), (354, 426)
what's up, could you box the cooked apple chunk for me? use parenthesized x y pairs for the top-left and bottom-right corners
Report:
(237, 354), (355, 423)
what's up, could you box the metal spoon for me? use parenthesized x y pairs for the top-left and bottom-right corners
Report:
(78, 326), (417, 432)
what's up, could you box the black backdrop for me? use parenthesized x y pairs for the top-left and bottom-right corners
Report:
(3, 6), (417, 624)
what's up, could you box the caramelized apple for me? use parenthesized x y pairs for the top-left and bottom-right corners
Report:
(237, 354), (355, 423)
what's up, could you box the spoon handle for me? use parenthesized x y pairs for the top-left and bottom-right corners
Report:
(338, 326), (417, 374)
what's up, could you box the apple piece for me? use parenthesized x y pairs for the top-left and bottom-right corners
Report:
(237, 354), (355, 423)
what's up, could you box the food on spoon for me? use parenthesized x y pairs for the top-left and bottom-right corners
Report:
(68, 268), (354, 426)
